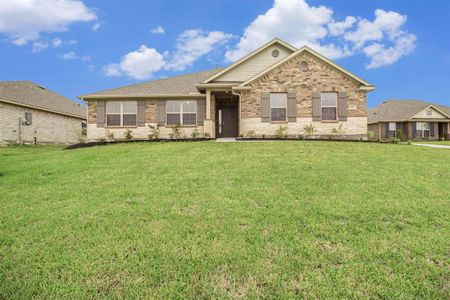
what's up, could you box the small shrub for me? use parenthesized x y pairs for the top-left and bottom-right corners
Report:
(204, 132), (210, 138)
(391, 138), (400, 144)
(124, 129), (133, 140)
(396, 129), (406, 142)
(171, 125), (182, 139)
(275, 125), (288, 139)
(148, 124), (160, 140)
(331, 124), (346, 139)
(262, 134), (266, 139)
(297, 134), (304, 140)
(246, 130), (256, 138)
(106, 130), (114, 141)
(303, 124), (316, 139)
(191, 129), (200, 138)
(239, 133), (244, 138)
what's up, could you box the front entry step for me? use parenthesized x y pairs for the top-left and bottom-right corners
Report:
(216, 138), (236, 142)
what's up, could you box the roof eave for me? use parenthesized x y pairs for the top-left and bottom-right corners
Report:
(79, 93), (206, 100)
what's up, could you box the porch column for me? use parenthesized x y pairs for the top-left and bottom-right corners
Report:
(206, 90), (211, 119)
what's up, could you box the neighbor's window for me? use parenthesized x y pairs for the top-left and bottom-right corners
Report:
(416, 122), (430, 137)
(106, 101), (137, 127)
(389, 122), (396, 131)
(270, 93), (287, 121)
(166, 101), (197, 126)
(321, 92), (337, 121)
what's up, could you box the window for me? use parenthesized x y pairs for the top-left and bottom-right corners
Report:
(106, 101), (137, 127)
(24, 112), (32, 125)
(321, 92), (337, 121)
(270, 93), (287, 121)
(389, 122), (396, 131)
(166, 101), (197, 126)
(417, 122), (430, 137)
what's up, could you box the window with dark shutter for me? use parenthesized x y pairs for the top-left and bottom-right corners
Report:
(321, 93), (337, 121)
(270, 93), (287, 121)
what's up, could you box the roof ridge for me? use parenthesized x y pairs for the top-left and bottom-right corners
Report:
(80, 67), (224, 98)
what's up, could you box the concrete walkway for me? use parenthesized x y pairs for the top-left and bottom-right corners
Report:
(412, 143), (450, 149)
(216, 138), (236, 142)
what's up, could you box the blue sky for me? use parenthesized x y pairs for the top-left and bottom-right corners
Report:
(0, 0), (449, 108)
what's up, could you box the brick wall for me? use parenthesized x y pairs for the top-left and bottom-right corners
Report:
(0, 102), (85, 145)
(239, 51), (368, 139)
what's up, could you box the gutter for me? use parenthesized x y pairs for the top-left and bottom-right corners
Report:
(79, 93), (206, 100)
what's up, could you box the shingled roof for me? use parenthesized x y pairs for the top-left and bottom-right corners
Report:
(80, 68), (223, 98)
(0, 81), (86, 119)
(368, 100), (450, 123)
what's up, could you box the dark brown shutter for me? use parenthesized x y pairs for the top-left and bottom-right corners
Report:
(197, 100), (206, 126)
(137, 100), (146, 127)
(385, 123), (390, 138)
(261, 92), (270, 122)
(287, 92), (297, 122)
(312, 92), (321, 121)
(338, 92), (348, 121)
(430, 122), (434, 137)
(97, 100), (105, 128)
(156, 100), (166, 126)
(412, 122), (416, 138)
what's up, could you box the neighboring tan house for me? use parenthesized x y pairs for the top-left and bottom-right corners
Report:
(0, 81), (86, 145)
(79, 38), (375, 141)
(368, 100), (450, 141)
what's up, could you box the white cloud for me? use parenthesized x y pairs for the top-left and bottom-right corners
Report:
(0, 0), (97, 45)
(328, 16), (356, 36)
(52, 37), (62, 48)
(151, 25), (165, 34)
(225, 0), (416, 68)
(60, 51), (90, 61)
(166, 29), (233, 71)
(225, 0), (333, 62)
(92, 22), (101, 32)
(104, 45), (166, 80)
(32, 41), (48, 52)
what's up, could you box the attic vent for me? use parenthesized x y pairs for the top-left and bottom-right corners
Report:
(300, 61), (309, 71)
(271, 49), (279, 58)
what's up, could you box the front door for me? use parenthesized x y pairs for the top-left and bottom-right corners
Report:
(222, 107), (238, 137)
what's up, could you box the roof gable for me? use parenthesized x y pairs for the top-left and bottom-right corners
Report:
(202, 38), (296, 84)
(411, 105), (449, 119)
(368, 100), (450, 123)
(239, 46), (374, 89)
(0, 81), (85, 119)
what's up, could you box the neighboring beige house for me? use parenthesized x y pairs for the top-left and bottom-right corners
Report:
(368, 100), (450, 142)
(79, 38), (375, 141)
(0, 81), (86, 145)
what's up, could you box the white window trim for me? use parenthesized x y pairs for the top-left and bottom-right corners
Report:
(166, 100), (197, 126)
(417, 122), (430, 138)
(270, 93), (287, 122)
(106, 101), (137, 127)
(321, 92), (338, 121)
(389, 122), (396, 131)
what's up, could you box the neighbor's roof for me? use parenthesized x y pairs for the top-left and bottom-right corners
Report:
(0, 81), (86, 119)
(80, 68), (223, 99)
(368, 100), (450, 123)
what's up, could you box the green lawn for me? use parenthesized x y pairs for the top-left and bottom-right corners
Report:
(1, 142), (449, 298)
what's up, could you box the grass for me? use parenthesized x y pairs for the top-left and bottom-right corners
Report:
(0, 141), (449, 298)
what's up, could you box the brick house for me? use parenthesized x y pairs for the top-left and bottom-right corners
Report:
(79, 38), (375, 141)
(0, 81), (86, 145)
(368, 100), (450, 142)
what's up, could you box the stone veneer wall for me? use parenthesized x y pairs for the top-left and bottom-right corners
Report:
(87, 100), (208, 141)
(0, 102), (85, 145)
(239, 51), (368, 139)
